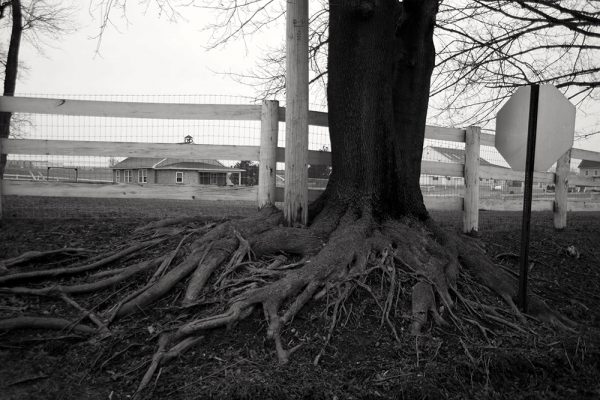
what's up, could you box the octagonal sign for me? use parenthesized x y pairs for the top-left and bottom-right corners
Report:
(495, 85), (576, 172)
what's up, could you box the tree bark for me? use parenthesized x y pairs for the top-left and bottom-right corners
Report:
(0, 0), (22, 179)
(322, 0), (437, 220)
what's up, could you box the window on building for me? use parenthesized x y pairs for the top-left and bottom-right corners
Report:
(595, 170), (598, 176)
(199, 172), (220, 185)
(138, 169), (148, 183)
(115, 170), (121, 183)
(124, 170), (132, 183)
(176, 171), (183, 183)
(199, 172), (210, 185)
(586, 170), (589, 176)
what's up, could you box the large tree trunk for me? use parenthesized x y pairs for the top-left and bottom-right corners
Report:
(0, 0), (22, 179)
(322, 0), (437, 221)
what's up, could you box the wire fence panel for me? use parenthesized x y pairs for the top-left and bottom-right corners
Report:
(3, 94), (265, 218)
(2, 94), (600, 224)
(421, 137), (465, 200)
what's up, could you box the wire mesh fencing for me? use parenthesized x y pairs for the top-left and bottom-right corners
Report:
(4, 94), (597, 226)
(3, 94), (265, 218)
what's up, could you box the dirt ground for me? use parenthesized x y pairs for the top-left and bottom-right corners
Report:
(0, 196), (599, 400)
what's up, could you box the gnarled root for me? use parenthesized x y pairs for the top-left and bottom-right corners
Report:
(0, 316), (96, 335)
(0, 248), (93, 274)
(0, 205), (576, 398)
(454, 233), (577, 330)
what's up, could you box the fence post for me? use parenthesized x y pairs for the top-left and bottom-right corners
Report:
(284, 0), (309, 226)
(553, 149), (570, 230)
(463, 126), (480, 234)
(258, 100), (279, 208)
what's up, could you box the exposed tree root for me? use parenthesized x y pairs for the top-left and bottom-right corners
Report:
(0, 205), (578, 397)
(133, 216), (214, 233)
(454, 233), (576, 330)
(0, 236), (171, 285)
(0, 316), (96, 334)
(59, 293), (111, 336)
(0, 257), (165, 297)
(0, 248), (93, 273)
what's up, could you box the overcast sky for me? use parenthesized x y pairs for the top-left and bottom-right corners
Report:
(9, 1), (600, 154)
(16, 1), (281, 97)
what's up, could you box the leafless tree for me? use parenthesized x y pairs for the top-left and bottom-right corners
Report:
(0, 0), (76, 175)
(432, 0), (600, 127)
(203, 1), (600, 129)
(0, 0), (22, 178)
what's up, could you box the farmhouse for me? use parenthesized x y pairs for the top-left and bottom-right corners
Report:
(578, 160), (600, 181)
(111, 158), (245, 186)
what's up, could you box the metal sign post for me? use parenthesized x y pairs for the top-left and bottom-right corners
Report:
(496, 83), (575, 313)
(517, 84), (540, 312)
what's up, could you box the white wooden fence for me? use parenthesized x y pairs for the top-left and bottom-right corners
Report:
(1, 96), (599, 231)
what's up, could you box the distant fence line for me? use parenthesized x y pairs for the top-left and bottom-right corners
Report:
(1, 96), (600, 231)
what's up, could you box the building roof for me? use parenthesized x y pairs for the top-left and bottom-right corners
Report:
(425, 146), (505, 168)
(111, 158), (165, 169)
(111, 158), (243, 172)
(156, 161), (244, 173)
(578, 160), (600, 169)
(160, 159), (225, 168)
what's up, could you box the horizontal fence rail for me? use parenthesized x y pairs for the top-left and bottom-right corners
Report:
(0, 96), (264, 121)
(1, 96), (600, 230)
(0, 96), (465, 140)
(2, 139), (474, 177)
(1, 139), (261, 161)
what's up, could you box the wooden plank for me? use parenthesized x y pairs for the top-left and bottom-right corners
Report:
(308, 110), (329, 127)
(1, 138), (260, 160)
(0, 96), (262, 121)
(285, 108), (473, 143)
(281, 189), (463, 210)
(480, 164), (554, 183)
(283, 0), (309, 226)
(424, 126), (465, 143)
(3, 180), (258, 201)
(285, 109), (470, 142)
(554, 150), (570, 229)
(571, 148), (600, 163)
(7, 180), (598, 212)
(258, 100), (279, 208)
(463, 126), (480, 233)
(421, 160), (464, 177)
(3, 138), (333, 166)
(480, 198), (553, 211)
(480, 132), (495, 147)
(275, 191), (465, 211)
(279, 108), (329, 127)
(275, 147), (331, 165)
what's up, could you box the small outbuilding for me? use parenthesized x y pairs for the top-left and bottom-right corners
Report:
(578, 160), (600, 181)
